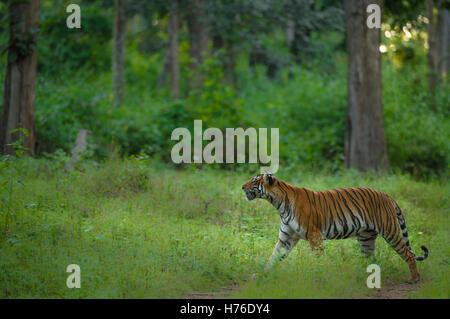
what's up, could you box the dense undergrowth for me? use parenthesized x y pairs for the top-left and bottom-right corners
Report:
(23, 54), (448, 180)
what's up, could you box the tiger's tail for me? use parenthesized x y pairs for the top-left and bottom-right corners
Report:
(395, 204), (429, 261)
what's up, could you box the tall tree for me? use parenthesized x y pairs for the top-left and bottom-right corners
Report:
(186, 0), (209, 90)
(158, 23), (171, 89)
(426, 0), (438, 92)
(0, 0), (39, 155)
(113, 0), (127, 106)
(436, 1), (450, 81)
(169, 0), (180, 98)
(282, 0), (344, 64)
(286, 0), (314, 64)
(344, 0), (388, 171)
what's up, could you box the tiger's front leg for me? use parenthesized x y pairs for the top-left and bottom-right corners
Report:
(264, 231), (300, 272)
(250, 225), (299, 280)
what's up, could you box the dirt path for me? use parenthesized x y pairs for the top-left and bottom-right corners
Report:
(187, 281), (423, 299)
(367, 282), (423, 299)
(187, 286), (237, 299)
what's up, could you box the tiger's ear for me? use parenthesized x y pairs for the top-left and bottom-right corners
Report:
(265, 173), (275, 186)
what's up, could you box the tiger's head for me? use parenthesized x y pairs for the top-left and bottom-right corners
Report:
(242, 173), (276, 201)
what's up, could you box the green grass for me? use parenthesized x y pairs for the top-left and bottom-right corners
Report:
(0, 156), (448, 298)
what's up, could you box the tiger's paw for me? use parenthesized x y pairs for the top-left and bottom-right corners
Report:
(408, 275), (420, 284)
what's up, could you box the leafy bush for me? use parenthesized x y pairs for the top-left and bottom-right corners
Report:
(240, 63), (347, 171)
(38, 1), (112, 74)
(34, 72), (112, 155)
(383, 60), (450, 179)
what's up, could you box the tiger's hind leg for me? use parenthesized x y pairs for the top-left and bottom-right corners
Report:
(308, 231), (324, 256)
(357, 230), (378, 257)
(383, 234), (420, 283)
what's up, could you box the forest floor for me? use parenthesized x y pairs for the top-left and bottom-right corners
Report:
(187, 276), (424, 299)
(367, 282), (424, 299)
(0, 158), (448, 298)
(188, 285), (239, 299)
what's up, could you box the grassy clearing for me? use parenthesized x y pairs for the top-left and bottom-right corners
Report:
(0, 157), (448, 298)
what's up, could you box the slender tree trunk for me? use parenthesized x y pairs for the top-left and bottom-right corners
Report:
(224, 40), (237, 89)
(426, 0), (438, 92)
(211, 32), (236, 88)
(290, 21), (311, 64)
(169, 0), (180, 99)
(113, 0), (127, 106)
(436, 4), (450, 81)
(158, 24), (171, 88)
(212, 33), (223, 53)
(344, 0), (388, 171)
(285, 20), (295, 47)
(0, 0), (39, 155)
(186, 0), (209, 90)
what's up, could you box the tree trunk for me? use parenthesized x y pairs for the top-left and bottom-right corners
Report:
(212, 33), (223, 53)
(436, 4), (450, 81)
(285, 20), (295, 47)
(158, 24), (171, 88)
(169, 0), (180, 99)
(65, 129), (90, 170)
(426, 0), (438, 92)
(290, 21), (311, 64)
(344, 0), (388, 171)
(211, 31), (237, 88)
(223, 40), (237, 89)
(113, 0), (127, 106)
(0, 0), (39, 155)
(186, 0), (209, 90)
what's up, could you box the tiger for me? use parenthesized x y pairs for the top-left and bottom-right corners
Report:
(242, 173), (429, 282)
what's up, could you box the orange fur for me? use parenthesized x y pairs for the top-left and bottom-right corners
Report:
(242, 174), (428, 282)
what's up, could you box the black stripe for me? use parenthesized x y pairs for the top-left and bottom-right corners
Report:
(342, 188), (364, 230)
(360, 188), (377, 227)
(279, 228), (290, 237)
(329, 191), (348, 231)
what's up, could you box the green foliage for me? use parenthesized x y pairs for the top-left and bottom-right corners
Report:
(5, 27), (39, 63)
(0, 158), (447, 298)
(27, 46), (449, 178)
(384, 0), (426, 29)
(38, 0), (113, 74)
(0, 0), (447, 300)
(383, 58), (450, 179)
(0, 128), (30, 238)
(187, 53), (245, 129)
(34, 72), (112, 155)
(0, 0), (447, 180)
(6, 128), (30, 157)
(239, 60), (348, 171)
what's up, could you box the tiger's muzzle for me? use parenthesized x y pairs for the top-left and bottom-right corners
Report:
(244, 190), (257, 201)
(242, 184), (259, 201)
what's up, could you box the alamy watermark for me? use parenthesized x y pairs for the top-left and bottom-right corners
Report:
(66, 264), (81, 288)
(366, 264), (381, 289)
(171, 120), (279, 174)
(66, 4), (81, 29)
(367, 4), (381, 29)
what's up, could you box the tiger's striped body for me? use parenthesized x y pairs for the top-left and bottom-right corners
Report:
(242, 174), (429, 282)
